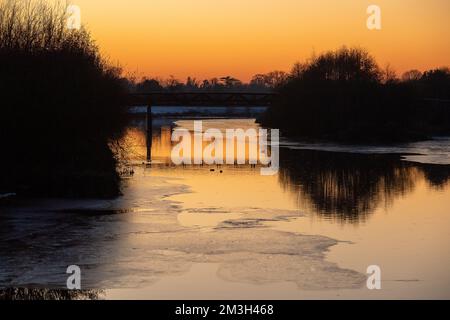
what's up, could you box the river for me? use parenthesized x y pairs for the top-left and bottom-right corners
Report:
(1, 116), (450, 299)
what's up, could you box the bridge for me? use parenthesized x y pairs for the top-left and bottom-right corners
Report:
(128, 91), (277, 108)
(127, 91), (277, 163)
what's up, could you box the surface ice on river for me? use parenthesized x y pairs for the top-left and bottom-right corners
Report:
(0, 169), (365, 291)
(282, 137), (450, 165)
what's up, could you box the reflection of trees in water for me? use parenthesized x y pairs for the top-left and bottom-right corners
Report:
(0, 288), (103, 300)
(279, 149), (450, 223)
(417, 164), (450, 190)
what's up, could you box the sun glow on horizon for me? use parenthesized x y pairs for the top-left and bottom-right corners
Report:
(70, 0), (450, 81)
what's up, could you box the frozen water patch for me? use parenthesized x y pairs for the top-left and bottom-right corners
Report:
(104, 225), (366, 290)
(0, 170), (365, 291)
(282, 137), (450, 165)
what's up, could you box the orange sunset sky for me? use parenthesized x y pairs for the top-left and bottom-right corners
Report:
(72, 0), (450, 81)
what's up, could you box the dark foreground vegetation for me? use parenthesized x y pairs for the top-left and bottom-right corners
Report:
(0, 288), (102, 300)
(0, 0), (128, 197)
(261, 47), (450, 143)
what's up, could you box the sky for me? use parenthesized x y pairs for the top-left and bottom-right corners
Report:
(71, 0), (450, 81)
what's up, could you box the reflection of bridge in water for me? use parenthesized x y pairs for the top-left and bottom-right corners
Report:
(128, 92), (278, 163)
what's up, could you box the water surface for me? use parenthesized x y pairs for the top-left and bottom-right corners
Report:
(1, 117), (449, 299)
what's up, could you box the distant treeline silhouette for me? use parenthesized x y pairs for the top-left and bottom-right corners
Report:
(261, 47), (450, 143)
(128, 71), (288, 93)
(0, 0), (128, 197)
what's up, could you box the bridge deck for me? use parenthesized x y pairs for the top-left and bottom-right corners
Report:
(128, 91), (277, 107)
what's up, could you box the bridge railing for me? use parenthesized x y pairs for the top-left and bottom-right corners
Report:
(127, 91), (278, 107)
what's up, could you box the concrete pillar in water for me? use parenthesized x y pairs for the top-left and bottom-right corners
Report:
(146, 102), (153, 163)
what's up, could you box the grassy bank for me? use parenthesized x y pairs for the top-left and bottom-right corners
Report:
(0, 0), (128, 197)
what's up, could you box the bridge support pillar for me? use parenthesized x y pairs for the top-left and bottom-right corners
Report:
(146, 104), (153, 164)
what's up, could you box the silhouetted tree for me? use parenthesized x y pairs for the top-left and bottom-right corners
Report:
(136, 78), (163, 92)
(261, 46), (450, 143)
(0, 0), (128, 197)
(402, 69), (422, 82)
(420, 67), (450, 99)
(250, 71), (289, 89)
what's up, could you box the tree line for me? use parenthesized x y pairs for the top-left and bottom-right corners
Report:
(128, 71), (289, 93)
(261, 46), (450, 143)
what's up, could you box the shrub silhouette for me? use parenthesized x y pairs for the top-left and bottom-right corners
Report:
(0, 0), (128, 197)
